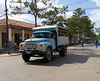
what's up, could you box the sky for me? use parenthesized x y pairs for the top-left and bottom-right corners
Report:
(0, 0), (100, 31)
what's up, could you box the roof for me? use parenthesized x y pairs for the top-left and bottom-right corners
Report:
(33, 25), (57, 30)
(0, 18), (35, 29)
(33, 31), (51, 33)
(33, 25), (68, 30)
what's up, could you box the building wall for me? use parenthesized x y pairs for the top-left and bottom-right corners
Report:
(0, 32), (2, 48)
(0, 28), (7, 49)
(0, 27), (32, 49)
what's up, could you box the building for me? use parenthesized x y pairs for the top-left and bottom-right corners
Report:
(0, 18), (35, 50)
(70, 34), (83, 45)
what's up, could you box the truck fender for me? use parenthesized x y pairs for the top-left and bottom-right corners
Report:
(44, 42), (52, 52)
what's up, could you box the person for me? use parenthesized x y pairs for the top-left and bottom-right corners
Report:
(96, 40), (98, 48)
(81, 40), (84, 47)
(14, 42), (17, 49)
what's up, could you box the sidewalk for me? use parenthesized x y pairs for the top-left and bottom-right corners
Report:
(0, 45), (76, 57)
(0, 49), (21, 57)
(0, 44), (91, 57)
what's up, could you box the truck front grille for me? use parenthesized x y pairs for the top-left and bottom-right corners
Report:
(25, 44), (37, 50)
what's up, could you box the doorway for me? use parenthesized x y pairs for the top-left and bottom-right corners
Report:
(2, 33), (7, 47)
(15, 33), (20, 46)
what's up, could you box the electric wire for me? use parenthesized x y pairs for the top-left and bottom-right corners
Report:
(0, 14), (5, 18)
(67, 0), (90, 6)
(69, 7), (100, 11)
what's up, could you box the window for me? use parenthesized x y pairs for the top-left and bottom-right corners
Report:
(58, 27), (68, 36)
(32, 32), (50, 38)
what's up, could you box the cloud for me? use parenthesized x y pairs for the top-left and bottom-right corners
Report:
(91, 0), (100, 7)
(0, 0), (40, 24)
(9, 14), (34, 23)
(0, 0), (65, 25)
(50, 0), (58, 6)
(89, 0), (100, 28)
(0, 0), (76, 25)
(90, 9), (100, 28)
(0, 1), (5, 14)
(66, 12), (73, 19)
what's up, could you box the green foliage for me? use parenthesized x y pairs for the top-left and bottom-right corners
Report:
(10, 0), (51, 27)
(73, 8), (86, 17)
(95, 28), (100, 34)
(10, 1), (96, 40)
(41, 6), (68, 26)
(96, 28), (100, 40)
(89, 30), (97, 41)
(66, 8), (95, 39)
(97, 35), (100, 40)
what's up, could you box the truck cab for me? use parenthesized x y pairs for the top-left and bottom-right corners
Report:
(19, 26), (69, 62)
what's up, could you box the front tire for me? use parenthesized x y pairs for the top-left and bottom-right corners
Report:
(59, 46), (67, 56)
(44, 47), (52, 62)
(22, 52), (30, 62)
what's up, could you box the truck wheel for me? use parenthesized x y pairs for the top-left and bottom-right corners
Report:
(22, 52), (30, 62)
(44, 47), (52, 62)
(59, 46), (67, 56)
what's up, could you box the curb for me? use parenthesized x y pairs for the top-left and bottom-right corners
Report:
(0, 53), (21, 57)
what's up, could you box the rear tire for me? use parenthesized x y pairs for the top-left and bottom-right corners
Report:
(22, 52), (30, 62)
(59, 46), (67, 56)
(44, 47), (52, 62)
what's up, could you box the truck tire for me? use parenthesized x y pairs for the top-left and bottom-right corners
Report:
(22, 52), (30, 62)
(59, 46), (67, 56)
(44, 47), (52, 62)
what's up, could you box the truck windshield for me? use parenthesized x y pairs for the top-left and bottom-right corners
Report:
(32, 32), (50, 38)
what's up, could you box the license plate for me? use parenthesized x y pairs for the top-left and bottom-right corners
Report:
(26, 51), (31, 54)
(27, 45), (33, 48)
(26, 44), (36, 49)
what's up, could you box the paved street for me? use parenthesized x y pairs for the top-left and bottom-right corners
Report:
(0, 44), (100, 81)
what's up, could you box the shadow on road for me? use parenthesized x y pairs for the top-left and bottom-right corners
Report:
(26, 53), (89, 66)
(68, 49), (100, 58)
(26, 45), (100, 66)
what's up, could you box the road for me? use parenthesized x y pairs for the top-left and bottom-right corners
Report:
(0, 44), (100, 81)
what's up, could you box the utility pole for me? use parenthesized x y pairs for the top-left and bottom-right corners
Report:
(34, 0), (37, 27)
(5, 0), (10, 54)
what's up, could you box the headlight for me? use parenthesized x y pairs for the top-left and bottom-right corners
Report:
(20, 44), (23, 47)
(19, 43), (24, 50)
(39, 43), (45, 51)
(39, 44), (43, 50)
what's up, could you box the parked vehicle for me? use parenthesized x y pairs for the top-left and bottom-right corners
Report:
(19, 26), (69, 62)
(98, 40), (100, 45)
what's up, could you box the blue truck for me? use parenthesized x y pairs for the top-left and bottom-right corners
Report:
(19, 26), (69, 62)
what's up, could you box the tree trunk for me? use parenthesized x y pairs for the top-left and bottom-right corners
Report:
(5, 0), (10, 54)
(35, 15), (37, 27)
(35, 0), (37, 27)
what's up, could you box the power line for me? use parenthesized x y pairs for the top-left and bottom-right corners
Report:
(69, 7), (100, 11)
(0, 14), (5, 18)
(0, 13), (5, 14)
(84, 7), (100, 10)
(67, 0), (90, 6)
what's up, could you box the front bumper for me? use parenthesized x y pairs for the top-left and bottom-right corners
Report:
(19, 50), (45, 56)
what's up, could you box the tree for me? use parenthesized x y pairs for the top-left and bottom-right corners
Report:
(97, 35), (100, 40)
(66, 8), (95, 40)
(80, 16), (95, 38)
(41, 6), (68, 26)
(95, 28), (100, 40)
(10, 0), (51, 27)
(89, 30), (97, 41)
(73, 8), (86, 17)
(95, 28), (100, 34)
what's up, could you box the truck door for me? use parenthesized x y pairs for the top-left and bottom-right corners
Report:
(51, 33), (56, 50)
